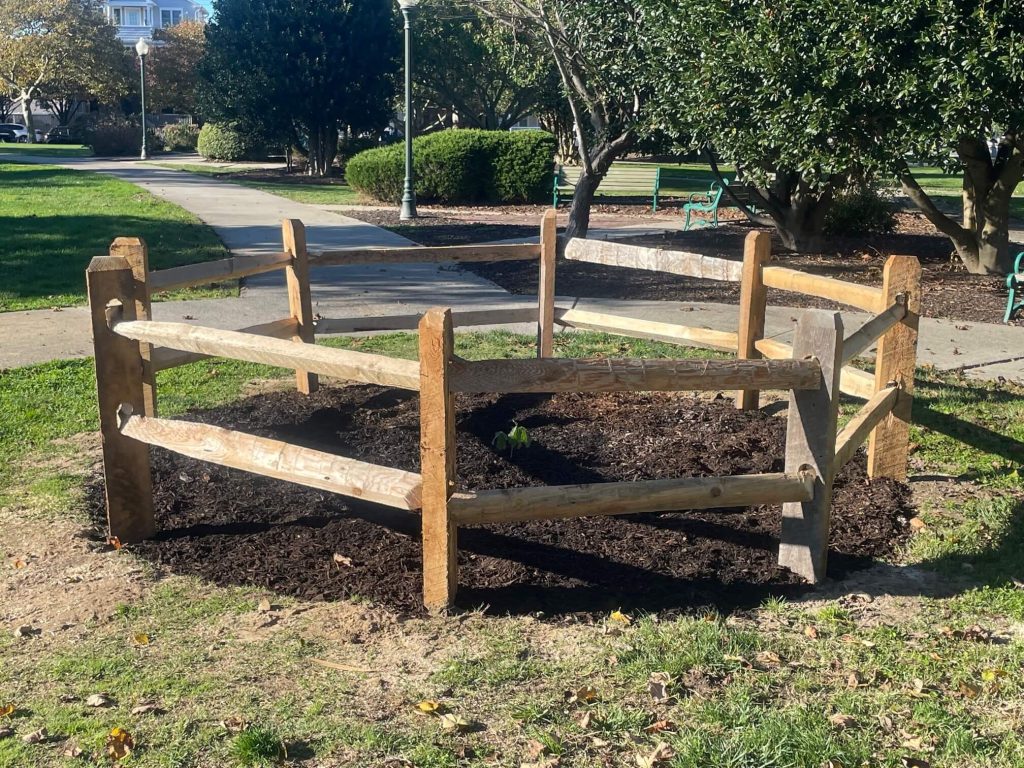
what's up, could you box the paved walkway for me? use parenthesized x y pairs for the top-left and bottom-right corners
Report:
(3, 154), (1023, 382)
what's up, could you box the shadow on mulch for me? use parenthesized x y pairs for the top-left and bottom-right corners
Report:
(85, 385), (915, 617)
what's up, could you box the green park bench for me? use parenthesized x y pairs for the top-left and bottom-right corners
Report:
(553, 163), (659, 207)
(653, 168), (720, 211)
(681, 179), (760, 230)
(1005, 252), (1024, 322)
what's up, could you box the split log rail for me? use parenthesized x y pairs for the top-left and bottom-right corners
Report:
(87, 210), (920, 611)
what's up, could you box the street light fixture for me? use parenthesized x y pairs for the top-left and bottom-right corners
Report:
(135, 37), (150, 161)
(398, 0), (419, 220)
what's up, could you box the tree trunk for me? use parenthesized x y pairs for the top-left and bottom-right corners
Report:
(19, 90), (34, 135)
(565, 170), (601, 239)
(307, 124), (339, 177)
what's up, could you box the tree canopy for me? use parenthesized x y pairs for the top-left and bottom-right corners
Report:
(200, 0), (400, 176)
(148, 20), (205, 115)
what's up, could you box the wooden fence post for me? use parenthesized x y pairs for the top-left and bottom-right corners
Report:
(419, 307), (457, 611)
(282, 219), (318, 394)
(735, 230), (771, 410)
(538, 209), (557, 358)
(110, 237), (156, 417)
(87, 256), (156, 543)
(867, 255), (921, 480)
(779, 310), (843, 583)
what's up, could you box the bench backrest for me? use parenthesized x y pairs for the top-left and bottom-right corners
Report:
(556, 164), (658, 192)
(656, 167), (720, 193)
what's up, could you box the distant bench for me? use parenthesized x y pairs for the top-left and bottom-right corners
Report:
(1006, 252), (1024, 323)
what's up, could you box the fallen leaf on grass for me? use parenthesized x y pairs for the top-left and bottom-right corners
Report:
(958, 681), (983, 699)
(829, 713), (857, 730)
(106, 727), (134, 760)
(130, 701), (163, 716)
(981, 668), (1006, 682)
(846, 672), (865, 689)
(575, 711), (593, 729)
(644, 719), (676, 734)
(416, 700), (443, 715)
(523, 739), (548, 760)
(10, 558), (26, 569)
(648, 673), (673, 703)
(107, 536), (122, 550)
(908, 517), (927, 531)
(609, 609), (632, 626)
(311, 658), (378, 674)
(567, 685), (598, 704)
(0, 727), (13, 740)
(13, 625), (37, 639)
(86, 694), (114, 708)
(522, 758), (560, 768)
(0, 704), (14, 719)
(901, 735), (930, 751)
(438, 713), (470, 733)
(900, 758), (932, 768)
(804, 625), (819, 639)
(220, 716), (248, 733)
(635, 741), (675, 768)
(257, 597), (273, 613)
(755, 650), (782, 666)
(22, 728), (47, 744)
(63, 743), (83, 758)
(131, 633), (150, 646)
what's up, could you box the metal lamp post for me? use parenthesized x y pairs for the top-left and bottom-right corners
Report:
(398, 0), (418, 220)
(135, 37), (150, 160)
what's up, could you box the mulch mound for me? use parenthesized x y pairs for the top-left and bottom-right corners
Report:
(85, 386), (914, 616)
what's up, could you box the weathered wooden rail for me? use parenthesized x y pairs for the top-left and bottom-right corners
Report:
(88, 209), (919, 611)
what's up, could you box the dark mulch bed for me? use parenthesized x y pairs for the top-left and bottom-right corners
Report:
(85, 386), (914, 616)
(465, 215), (1022, 326)
(340, 208), (538, 246)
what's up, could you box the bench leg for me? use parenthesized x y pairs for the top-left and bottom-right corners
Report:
(684, 207), (692, 231)
(1007, 286), (1019, 323)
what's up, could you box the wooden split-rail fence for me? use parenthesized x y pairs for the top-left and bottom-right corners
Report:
(87, 211), (920, 609)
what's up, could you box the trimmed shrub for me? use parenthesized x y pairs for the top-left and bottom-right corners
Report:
(197, 122), (260, 161)
(345, 129), (556, 205)
(85, 116), (160, 157)
(825, 186), (896, 236)
(158, 122), (200, 152)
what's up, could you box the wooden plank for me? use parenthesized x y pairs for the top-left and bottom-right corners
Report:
(113, 320), (420, 390)
(555, 308), (739, 351)
(150, 318), (300, 371)
(537, 209), (557, 358)
(86, 256), (155, 543)
(563, 238), (744, 282)
(118, 410), (421, 510)
(761, 266), (883, 312)
(450, 357), (821, 394)
(419, 308), (457, 611)
(282, 219), (318, 394)
(315, 307), (538, 335)
(313, 243), (540, 266)
(868, 255), (921, 480)
(450, 471), (816, 525)
(735, 231), (772, 410)
(841, 300), (907, 364)
(755, 338), (875, 399)
(834, 385), (900, 470)
(110, 237), (156, 416)
(779, 310), (844, 583)
(148, 251), (292, 292)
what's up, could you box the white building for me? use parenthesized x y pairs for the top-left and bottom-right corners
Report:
(103, 0), (209, 44)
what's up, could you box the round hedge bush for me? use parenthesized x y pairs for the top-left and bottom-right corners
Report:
(197, 122), (260, 161)
(345, 129), (556, 205)
(824, 185), (896, 236)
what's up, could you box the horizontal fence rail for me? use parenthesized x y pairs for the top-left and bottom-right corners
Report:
(449, 471), (817, 525)
(312, 243), (540, 266)
(118, 408), (422, 510)
(555, 307), (740, 351)
(149, 252), (293, 292)
(315, 307), (539, 335)
(112, 319), (420, 390)
(754, 337), (875, 399)
(564, 238), (744, 282)
(761, 266), (883, 312)
(151, 317), (299, 371)
(449, 356), (822, 394)
(841, 299), (907, 364)
(834, 385), (900, 470)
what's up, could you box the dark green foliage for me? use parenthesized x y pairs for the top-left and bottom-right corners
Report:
(84, 116), (158, 157)
(345, 129), (555, 204)
(157, 122), (200, 152)
(824, 186), (896, 237)
(197, 122), (260, 161)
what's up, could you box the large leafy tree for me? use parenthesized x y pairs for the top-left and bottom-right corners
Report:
(469, 0), (652, 238)
(201, 0), (399, 176)
(893, 0), (1024, 275)
(640, 0), (917, 252)
(0, 0), (127, 133)
(147, 20), (205, 114)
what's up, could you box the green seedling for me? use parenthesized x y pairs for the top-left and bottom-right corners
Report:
(492, 423), (531, 455)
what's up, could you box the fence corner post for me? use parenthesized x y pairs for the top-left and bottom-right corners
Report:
(735, 230), (771, 410)
(282, 218), (319, 395)
(868, 255), (921, 480)
(419, 307), (457, 611)
(537, 209), (558, 358)
(86, 255), (155, 543)
(109, 237), (156, 416)
(779, 309), (843, 583)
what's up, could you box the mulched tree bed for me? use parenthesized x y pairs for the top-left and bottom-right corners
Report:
(86, 385), (914, 616)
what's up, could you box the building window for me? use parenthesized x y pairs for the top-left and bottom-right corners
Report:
(111, 7), (121, 23)
(161, 9), (182, 26)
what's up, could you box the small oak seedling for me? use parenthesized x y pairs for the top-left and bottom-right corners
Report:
(492, 423), (531, 456)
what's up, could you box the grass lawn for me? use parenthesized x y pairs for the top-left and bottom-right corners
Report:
(0, 162), (233, 312)
(149, 162), (363, 205)
(0, 143), (93, 158)
(0, 328), (1022, 767)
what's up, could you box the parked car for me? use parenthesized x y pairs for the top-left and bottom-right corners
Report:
(45, 126), (82, 144)
(0, 123), (30, 143)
